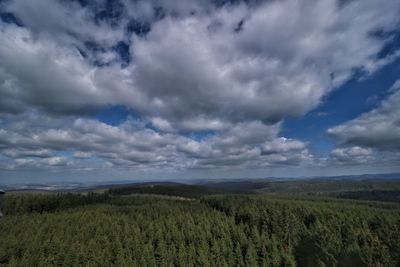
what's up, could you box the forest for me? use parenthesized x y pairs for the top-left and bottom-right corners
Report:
(1, 188), (400, 266)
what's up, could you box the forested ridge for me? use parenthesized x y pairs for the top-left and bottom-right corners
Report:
(1, 192), (399, 266)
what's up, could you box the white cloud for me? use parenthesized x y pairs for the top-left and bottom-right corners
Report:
(0, 23), (102, 114)
(1, 0), (400, 174)
(5, 0), (125, 46)
(328, 82), (400, 151)
(0, 112), (313, 171)
(46, 156), (69, 166)
(1, 0), (399, 126)
(330, 146), (373, 164)
(129, 0), (400, 126)
(261, 137), (306, 154)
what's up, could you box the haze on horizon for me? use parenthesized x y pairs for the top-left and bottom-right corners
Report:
(1, 0), (400, 184)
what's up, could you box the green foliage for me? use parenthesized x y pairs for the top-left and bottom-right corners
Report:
(107, 183), (225, 198)
(0, 193), (399, 266)
(2, 192), (110, 215)
(333, 190), (400, 203)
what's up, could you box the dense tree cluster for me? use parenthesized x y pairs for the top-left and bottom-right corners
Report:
(332, 190), (400, 203)
(0, 193), (399, 266)
(1, 192), (110, 215)
(204, 195), (400, 266)
(108, 184), (223, 199)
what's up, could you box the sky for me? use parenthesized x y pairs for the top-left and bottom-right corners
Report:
(1, 0), (400, 184)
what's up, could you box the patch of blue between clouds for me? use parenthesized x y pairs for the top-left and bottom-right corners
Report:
(95, 105), (216, 141)
(114, 41), (130, 65)
(95, 106), (159, 135)
(283, 58), (400, 156)
(94, 0), (125, 27)
(0, 12), (23, 26)
(54, 151), (76, 161)
(375, 29), (400, 60)
(95, 105), (135, 126)
(127, 19), (151, 37)
(185, 130), (216, 141)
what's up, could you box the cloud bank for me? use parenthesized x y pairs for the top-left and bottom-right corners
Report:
(1, 0), (400, 176)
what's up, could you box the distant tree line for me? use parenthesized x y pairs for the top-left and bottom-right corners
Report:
(332, 190), (400, 203)
(2, 192), (110, 215)
(107, 184), (224, 198)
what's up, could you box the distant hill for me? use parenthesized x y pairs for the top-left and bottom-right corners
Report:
(2, 173), (400, 202)
(107, 182), (230, 198)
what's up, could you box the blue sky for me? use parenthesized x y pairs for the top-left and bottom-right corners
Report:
(283, 58), (400, 155)
(0, 0), (400, 183)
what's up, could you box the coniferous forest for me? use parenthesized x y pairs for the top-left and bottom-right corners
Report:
(1, 189), (400, 266)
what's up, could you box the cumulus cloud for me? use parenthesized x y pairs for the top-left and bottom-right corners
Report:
(0, 112), (312, 171)
(261, 138), (306, 154)
(0, 156), (72, 171)
(330, 146), (373, 164)
(130, 0), (400, 125)
(5, 0), (125, 45)
(1, 0), (400, 174)
(328, 81), (400, 151)
(1, 0), (399, 124)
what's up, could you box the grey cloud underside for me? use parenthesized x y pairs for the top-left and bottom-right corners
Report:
(1, 0), (400, 171)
